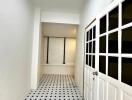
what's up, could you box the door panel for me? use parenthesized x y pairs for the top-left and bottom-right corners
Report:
(84, 1), (132, 100)
(99, 78), (105, 100)
(108, 84), (118, 100)
(123, 92), (132, 100)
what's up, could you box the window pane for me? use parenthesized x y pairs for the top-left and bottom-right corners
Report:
(99, 36), (106, 53)
(93, 26), (96, 39)
(122, 0), (132, 25)
(122, 57), (132, 86)
(87, 31), (89, 41)
(89, 55), (91, 66)
(89, 42), (92, 53)
(90, 29), (92, 40)
(99, 56), (106, 74)
(122, 26), (132, 53)
(108, 57), (118, 79)
(108, 32), (118, 53)
(92, 55), (95, 68)
(93, 41), (95, 53)
(100, 15), (107, 34)
(109, 6), (119, 30)
(86, 55), (88, 65)
(86, 43), (88, 53)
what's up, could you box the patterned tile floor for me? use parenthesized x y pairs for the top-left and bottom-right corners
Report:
(24, 74), (83, 100)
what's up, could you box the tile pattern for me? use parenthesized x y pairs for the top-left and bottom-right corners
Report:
(24, 74), (83, 100)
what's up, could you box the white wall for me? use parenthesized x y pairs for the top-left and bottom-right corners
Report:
(42, 37), (76, 75)
(41, 11), (80, 24)
(0, 0), (34, 100)
(42, 23), (77, 37)
(31, 8), (41, 90)
(75, 0), (114, 94)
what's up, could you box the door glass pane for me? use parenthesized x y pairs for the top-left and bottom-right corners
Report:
(108, 57), (118, 79)
(93, 41), (95, 53)
(86, 55), (88, 65)
(87, 31), (89, 41)
(109, 6), (119, 30)
(86, 43), (88, 53)
(100, 15), (107, 34)
(92, 55), (95, 68)
(99, 35), (106, 53)
(122, 26), (132, 53)
(99, 56), (106, 74)
(122, 57), (132, 86)
(122, 0), (132, 25)
(93, 26), (96, 39)
(89, 55), (91, 66)
(89, 42), (92, 53)
(90, 29), (92, 40)
(108, 32), (118, 53)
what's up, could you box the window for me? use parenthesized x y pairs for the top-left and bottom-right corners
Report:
(99, 56), (106, 74)
(109, 6), (119, 30)
(100, 15), (107, 34)
(122, 0), (132, 25)
(93, 26), (96, 39)
(90, 29), (92, 40)
(86, 43), (88, 53)
(99, 36), (106, 53)
(122, 58), (132, 86)
(108, 32), (118, 53)
(85, 25), (96, 68)
(92, 55), (95, 68)
(86, 55), (88, 65)
(89, 42), (92, 53)
(93, 41), (95, 53)
(122, 26), (132, 53)
(89, 55), (92, 66)
(108, 57), (118, 79)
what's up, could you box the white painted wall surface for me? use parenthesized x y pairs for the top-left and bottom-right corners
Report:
(42, 23), (78, 37)
(75, 0), (113, 94)
(31, 8), (41, 90)
(42, 64), (74, 75)
(41, 11), (80, 24)
(0, 0), (34, 100)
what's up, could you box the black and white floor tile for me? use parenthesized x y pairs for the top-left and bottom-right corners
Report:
(24, 74), (83, 100)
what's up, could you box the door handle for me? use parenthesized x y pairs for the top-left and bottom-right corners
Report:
(93, 71), (98, 76)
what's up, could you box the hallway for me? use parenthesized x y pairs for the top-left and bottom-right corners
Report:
(25, 74), (83, 100)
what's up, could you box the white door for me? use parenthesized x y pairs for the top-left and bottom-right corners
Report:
(84, 21), (98, 100)
(84, 0), (132, 100)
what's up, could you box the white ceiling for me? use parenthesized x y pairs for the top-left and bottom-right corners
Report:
(33, 0), (85, 13)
